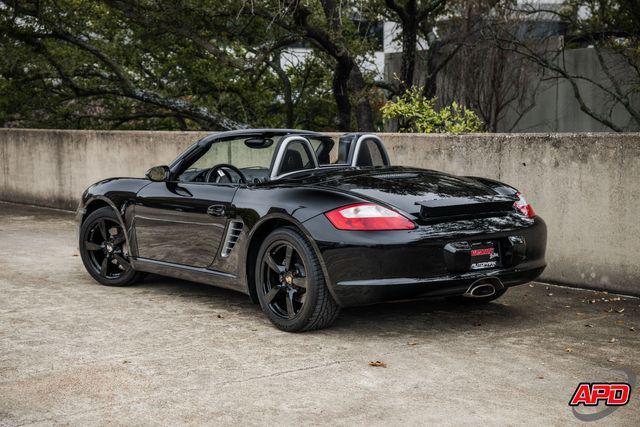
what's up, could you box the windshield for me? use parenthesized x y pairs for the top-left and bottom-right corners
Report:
(176, 134), (333, 184)
(178, 137), (277, 183)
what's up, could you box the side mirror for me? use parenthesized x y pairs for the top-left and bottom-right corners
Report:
(145, 165), (170, 182)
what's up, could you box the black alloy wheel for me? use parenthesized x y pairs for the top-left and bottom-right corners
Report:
(79, 207), (143, 286)
(261, 241), (308, 320)
(256, 227), (340, 332)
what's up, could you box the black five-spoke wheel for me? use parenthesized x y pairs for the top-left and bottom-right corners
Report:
(256, 227), (340, 332)
(262, 241), (308, 319)
(79, 206), (143, 286)
(85, 217), (130, 279)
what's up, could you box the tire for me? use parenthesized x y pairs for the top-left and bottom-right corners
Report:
(255, 227), (340, 332)
(79, 206), (144, 286)
(448, 288), (508, 304)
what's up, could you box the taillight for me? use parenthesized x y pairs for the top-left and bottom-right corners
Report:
(325, 203), (416, 231)
(514, 192), (536, 218)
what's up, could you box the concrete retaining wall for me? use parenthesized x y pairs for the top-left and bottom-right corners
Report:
(0, 129), (206, 209)
(1, 128), (639, 295)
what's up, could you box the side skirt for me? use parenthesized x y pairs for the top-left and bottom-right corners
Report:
(132, 257), (246, 294)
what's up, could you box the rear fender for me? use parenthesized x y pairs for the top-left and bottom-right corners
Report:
(242, 211), (341, 306)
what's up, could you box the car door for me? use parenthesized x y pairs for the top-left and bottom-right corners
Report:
(133, 181), (237, 268)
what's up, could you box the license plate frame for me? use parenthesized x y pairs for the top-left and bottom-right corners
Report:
(469, 241), (501, 270)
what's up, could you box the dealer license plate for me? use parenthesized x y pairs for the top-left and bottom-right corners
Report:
(470, 241), (500, 270)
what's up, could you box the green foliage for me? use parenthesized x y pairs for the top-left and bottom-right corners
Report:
(380, 86), (484, 133)
(0, 0), (339, 130)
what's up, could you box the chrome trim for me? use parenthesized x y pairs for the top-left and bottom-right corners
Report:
(220, 220), (243, 258)
(270, 136), (318, 180)
(463, 278), (504, 298)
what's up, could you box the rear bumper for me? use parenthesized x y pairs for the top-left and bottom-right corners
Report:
(303, 214), (547, 307)
(331, 264), (545, 307)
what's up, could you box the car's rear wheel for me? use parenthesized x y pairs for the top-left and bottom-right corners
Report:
(79, 206), (143, 286)
(255, 227), (340, 332)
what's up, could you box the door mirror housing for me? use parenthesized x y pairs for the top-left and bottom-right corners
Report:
(145, 165), (171, 182)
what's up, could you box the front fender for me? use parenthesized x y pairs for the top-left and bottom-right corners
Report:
(76, 178), (150, 254)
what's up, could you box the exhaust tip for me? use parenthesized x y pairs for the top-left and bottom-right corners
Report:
(464, 278), (503, 298)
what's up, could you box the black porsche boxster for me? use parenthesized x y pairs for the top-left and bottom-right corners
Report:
(77, 129), (546, 331)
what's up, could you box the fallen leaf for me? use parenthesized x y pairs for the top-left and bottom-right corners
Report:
(609, 338), (617, 343)
(217, 314), (224, 318)
(407, 341), (418, 346)
(123, 360), (129, 364)
(610, 297), (621, 301)
(545, 286), (550, 290)
(588, 299), (596, 304)
(616, 308), (625, 313)
(564, 305), (571, 308)
(537, 375), (544, 379)
(585, 324), (594, 328)
(565, 348), (573, 353)
(608, 358), (616, 363)
(369, 361), (387, 368)
(629, 327), (635, 332)
(548, 293), (553, 296)
(71, 253), (79, 257)
(605, 308), (613, 313)
(529, 284), (534, 288)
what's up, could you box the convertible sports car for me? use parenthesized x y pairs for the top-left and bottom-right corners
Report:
(77, 129), (547, 331)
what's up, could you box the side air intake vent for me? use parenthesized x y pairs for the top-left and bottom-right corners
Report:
(220, 221), (243, 258)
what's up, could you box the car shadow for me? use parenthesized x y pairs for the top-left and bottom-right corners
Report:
(334, 297), (527, 335)
(128, 274), (530, 336)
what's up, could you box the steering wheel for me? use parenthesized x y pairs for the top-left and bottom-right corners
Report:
(204, 164), (247, 184)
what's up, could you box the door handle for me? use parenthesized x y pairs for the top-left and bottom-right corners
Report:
(207, 205), (226, 217)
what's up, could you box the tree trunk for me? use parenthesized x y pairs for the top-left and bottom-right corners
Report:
(349, 66), (374, 131)
(423, 45), (439, 99)
(400, 15), (418, 90)
(333, 60), (353, 131)
(267, 55), (294, 128)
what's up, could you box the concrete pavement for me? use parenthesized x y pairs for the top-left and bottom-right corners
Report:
(0, 202), (638, 426)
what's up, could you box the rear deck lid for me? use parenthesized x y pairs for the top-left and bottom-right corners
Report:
(315, 167), (517, 219)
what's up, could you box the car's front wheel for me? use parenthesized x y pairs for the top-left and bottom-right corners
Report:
(255, 227), (340, 332)
(79, 206), (143, 286)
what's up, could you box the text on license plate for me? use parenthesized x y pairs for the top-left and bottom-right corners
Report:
(470, 242), (500, 270)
